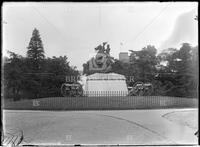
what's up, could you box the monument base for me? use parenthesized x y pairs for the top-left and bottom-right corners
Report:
(84, 73), (128, 97)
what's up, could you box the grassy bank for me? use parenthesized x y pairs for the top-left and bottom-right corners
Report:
(3, 96), (198, 111)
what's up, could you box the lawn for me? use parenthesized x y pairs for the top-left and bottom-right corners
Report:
(2, 96), (198, 110)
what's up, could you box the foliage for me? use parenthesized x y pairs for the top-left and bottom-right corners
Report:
(3, 27), (198, 99)
(110, 45), (158, 86)
(4, 53), (80, 100)
(27, 28), (45, 71)
(3, 51), (26, 101)
(156, 43), (198, 97)
(83, 43), (198, 98)
(129, 45), (158, 82)
(3, 28), (80, 100)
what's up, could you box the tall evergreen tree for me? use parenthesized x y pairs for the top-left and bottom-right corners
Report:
(27, 28), (45, 71)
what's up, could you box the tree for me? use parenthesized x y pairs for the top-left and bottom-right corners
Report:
(4, 29), (81, 100)
(110, 45), (158, 87)
(155, 43), (197, 97)
(157, 48), (178, 73)
(129, 45), (158, 82)
(38, 56), (80, 97)
(27, 28), (45, 71)
(4, 53), (81, 100)
(4, 51), (26, 100)
(168, 43), (192, 74)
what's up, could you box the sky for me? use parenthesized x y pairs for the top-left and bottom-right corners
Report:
(2, 2), (198, 70)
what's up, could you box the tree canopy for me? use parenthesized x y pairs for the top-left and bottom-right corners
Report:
(3, 28), (198, 99)
(4, 28), (80, 100)
(27, 28), (45, 71)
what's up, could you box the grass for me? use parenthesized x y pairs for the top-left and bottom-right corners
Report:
(3, 96), (198, 111)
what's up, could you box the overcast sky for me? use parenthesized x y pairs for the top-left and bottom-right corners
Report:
(2, 2), (198, 70)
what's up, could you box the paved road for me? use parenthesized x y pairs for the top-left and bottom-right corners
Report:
(3, 109), (198, 145)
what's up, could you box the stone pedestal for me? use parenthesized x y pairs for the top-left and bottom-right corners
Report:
(84, 73), (128, 97)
